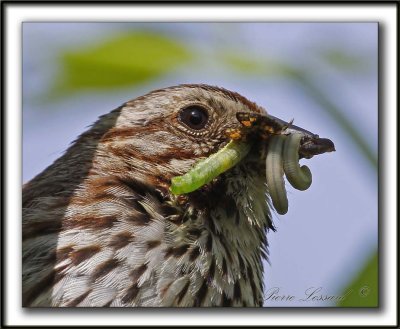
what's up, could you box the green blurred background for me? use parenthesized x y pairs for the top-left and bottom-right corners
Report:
(22, 23), (378, 307)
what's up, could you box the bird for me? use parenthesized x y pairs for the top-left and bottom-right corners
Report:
(22, 84), (333, 307)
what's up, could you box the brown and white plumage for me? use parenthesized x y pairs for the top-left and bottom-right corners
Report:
(23, 84), (276, 307)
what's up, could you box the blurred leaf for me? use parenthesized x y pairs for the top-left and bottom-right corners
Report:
(337, 251), (378, 307)
(220, 53), (266, 74)
(319, 49), (369, 72)
(219, 52), (299, 78)
(55, 31), (192, 94)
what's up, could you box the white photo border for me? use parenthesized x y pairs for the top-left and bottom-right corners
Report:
(3, 2), (398, 327)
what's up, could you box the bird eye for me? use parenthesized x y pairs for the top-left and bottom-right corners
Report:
(179, 105), (209, 130)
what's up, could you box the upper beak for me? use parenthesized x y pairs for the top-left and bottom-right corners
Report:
(267, 114), (336, 159)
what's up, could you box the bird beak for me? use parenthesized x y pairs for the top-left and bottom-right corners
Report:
(235, 111), (335, 159)
(267, 114), (336, 159)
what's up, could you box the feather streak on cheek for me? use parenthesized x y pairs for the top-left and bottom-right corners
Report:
(105, 141), (195, 166)
(168, 158), (198, 172)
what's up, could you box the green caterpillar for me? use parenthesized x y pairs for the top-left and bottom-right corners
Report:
(170, 140), (252, 195)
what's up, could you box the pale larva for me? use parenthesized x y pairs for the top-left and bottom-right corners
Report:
(170, 140), (252, 195)
(265, 135), (289, 215)
(283, 133), (312, 190)
(266, 133), (313, 215)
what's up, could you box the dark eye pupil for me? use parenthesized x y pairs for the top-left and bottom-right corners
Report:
(189, 110), (203, 125)
(180, 106), (209, 130)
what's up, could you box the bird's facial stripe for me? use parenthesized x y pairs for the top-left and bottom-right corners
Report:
(106, 139), (196, 165)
